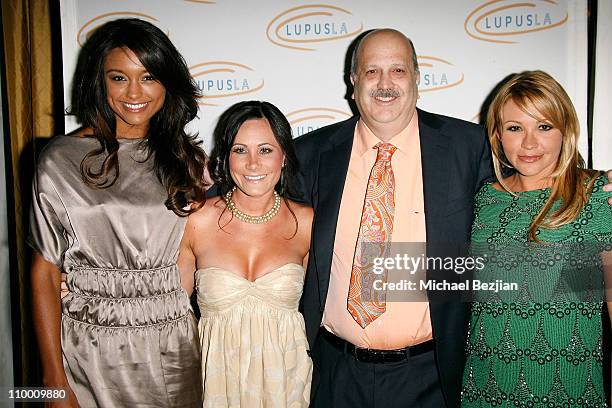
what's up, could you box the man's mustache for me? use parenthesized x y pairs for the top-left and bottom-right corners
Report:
(369, 89), (400, 98)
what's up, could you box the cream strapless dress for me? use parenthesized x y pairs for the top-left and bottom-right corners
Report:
(196, 263), (312, 408)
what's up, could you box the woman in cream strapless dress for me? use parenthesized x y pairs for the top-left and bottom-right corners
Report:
(178, 101), (313, 407)
(196, 264), (311, 407)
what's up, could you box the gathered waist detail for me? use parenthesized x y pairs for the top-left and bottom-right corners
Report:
(66, 264), (182, 298)
(200, 295), (303, 319)
(62, 310), (194, 330)
(63, 264), (193, 327)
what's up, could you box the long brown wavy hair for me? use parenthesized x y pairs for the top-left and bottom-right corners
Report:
(69, 18), (207, 216)
(487, 70), (600, 241)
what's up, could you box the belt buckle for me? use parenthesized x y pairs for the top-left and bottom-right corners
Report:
(353, 347), (406, 363)
(353, 347), (376, 363)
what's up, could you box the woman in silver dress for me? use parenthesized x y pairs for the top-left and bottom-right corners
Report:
(29, 19), (207, 407)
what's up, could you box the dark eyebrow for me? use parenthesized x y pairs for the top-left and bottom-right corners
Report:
(104, 68), (150, 75)
(231, 142), (278, 147)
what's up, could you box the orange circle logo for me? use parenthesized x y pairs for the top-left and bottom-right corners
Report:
(190, 61), (265, 106)
(286, 107), (351, 137)
(77, 12), (164, 46)
(267, 4), (363, 51)
(418, 56), (464, 93)
(465, 0), (568, 44)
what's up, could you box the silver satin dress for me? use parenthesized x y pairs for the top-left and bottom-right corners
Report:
(28, 135), (202, 407)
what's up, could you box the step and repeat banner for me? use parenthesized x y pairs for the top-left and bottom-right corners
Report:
(60, 1), (604, 167)
(593, 0), (612, 170)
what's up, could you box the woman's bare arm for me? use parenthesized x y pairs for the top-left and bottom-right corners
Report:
(31, 253), (79, 406)
(32, 253), (64, 384)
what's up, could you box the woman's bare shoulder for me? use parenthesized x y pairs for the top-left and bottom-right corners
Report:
(285, 200), (313, 240)
(285, 199), (313, 219)
(189, 197), (226, 221)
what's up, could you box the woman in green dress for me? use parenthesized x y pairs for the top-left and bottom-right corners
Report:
(461, 70), (612, 407)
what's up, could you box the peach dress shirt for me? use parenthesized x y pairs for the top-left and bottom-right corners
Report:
(321, 116), (433, 349)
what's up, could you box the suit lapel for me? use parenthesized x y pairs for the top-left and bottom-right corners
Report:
(312, 111), (451, 308)
(418, 109), (450, 245)
(418, 108), (452, 320)
(313, 118), (356, 307)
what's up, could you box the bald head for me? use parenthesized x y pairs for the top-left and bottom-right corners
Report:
(350, 29), (419, 77)
(349, 28), (420, 141)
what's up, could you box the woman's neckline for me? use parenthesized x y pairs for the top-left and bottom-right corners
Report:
(488, 182), (550, 195)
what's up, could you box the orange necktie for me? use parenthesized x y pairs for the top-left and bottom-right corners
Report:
(347, 142), (397, 328)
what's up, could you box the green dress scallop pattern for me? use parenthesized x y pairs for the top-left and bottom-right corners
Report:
(461, 175), (612, 408)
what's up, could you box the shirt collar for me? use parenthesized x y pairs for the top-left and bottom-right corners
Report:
(355, 112), (419, 157)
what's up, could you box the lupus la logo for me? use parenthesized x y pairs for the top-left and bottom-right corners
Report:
(417, 56), (464, 93)
(190, 61), (264, 107)
(77, 12), (163, 46)
(465, 0), (568, 43)
(267, 4), (363, 51)
(286, 108), (351, 137)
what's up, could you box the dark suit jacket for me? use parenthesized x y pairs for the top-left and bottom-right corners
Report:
(293, 108), (493, 408)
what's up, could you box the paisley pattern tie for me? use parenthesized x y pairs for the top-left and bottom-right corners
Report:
(347, 142), (397, 328)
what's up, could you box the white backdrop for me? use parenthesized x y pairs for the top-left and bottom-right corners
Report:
(593, 1), (612, 169)
(60, 0), (603, 167)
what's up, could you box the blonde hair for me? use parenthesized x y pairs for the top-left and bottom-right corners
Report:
(487, 70), (600, 241)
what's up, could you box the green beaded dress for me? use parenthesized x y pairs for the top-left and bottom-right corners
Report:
(461, 175), (612, 408)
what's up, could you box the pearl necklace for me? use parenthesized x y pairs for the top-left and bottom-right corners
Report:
(224, 187), (281, 224)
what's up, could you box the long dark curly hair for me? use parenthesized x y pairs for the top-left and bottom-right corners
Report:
(70, 18), (207, 216)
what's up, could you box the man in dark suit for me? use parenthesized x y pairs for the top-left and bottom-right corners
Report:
(294, 28), (492, 407)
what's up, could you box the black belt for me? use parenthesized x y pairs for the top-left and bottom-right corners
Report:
(321, 328), (434, 363)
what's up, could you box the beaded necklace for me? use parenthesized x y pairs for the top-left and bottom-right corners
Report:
(224, 187), (281, 224)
